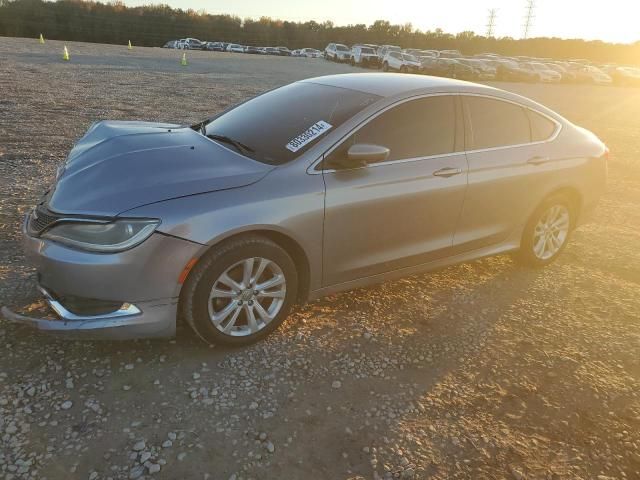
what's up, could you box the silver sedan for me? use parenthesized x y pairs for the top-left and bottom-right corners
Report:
(2, 73), (608, 345)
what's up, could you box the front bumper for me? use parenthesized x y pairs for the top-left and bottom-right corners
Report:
(1, 289), (178, 339)
(1, 215), (202, 339)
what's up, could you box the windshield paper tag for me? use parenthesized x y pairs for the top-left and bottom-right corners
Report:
(286, 121), (333, 152)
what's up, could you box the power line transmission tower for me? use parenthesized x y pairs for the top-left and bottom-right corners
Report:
(523, 0), (535, 39)
(486, 8), (497, 38)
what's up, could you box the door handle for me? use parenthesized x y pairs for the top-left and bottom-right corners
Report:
(527, 156), (550, 165)
(433, 167), (462, 178)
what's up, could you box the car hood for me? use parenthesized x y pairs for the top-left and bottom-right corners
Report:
(48, 121), (273, 217)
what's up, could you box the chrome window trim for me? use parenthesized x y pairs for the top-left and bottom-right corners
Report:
(307, 92), (563, 175)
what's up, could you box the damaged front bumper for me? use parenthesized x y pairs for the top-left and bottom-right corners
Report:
(0, 213), (202, 339)
(1, 286), (177, 339)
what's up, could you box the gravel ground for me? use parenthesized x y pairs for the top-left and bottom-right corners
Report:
(0, 38), (639, 480)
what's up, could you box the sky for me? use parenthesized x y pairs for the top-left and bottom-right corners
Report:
(123, 0), (639, 44)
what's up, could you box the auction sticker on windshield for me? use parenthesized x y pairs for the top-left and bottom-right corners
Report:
(286, 121), (333, 152)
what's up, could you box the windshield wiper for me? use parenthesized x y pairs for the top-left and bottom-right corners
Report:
(206, 134), (254, 157)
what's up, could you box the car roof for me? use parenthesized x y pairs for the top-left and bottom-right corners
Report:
(301, 73), (494, 97)
(299, 73), (563, 121)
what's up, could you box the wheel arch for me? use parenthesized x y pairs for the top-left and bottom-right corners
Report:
(542, 186), (583, 227)
(180, 228), (312, 304)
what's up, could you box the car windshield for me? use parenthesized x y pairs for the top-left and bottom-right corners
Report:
(204, 82), (381, 165)
(361, 47), (375, 54)
(336, 45), (349, 51)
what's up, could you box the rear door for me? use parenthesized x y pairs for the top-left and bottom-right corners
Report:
(321, 95), (468, 286)
(453, 95), (561, 251)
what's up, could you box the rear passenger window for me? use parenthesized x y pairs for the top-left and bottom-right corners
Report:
(528, 110), (557, 141)
(465, 96), (531, 149)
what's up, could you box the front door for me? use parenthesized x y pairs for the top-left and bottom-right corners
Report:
(321, 95), (468, 286)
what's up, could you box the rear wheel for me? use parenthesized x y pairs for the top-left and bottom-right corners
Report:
(181, 236), (298, 346)
(515, 195), (574, 267)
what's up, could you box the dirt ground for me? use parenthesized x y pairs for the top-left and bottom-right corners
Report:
(0, 38), (639, 480)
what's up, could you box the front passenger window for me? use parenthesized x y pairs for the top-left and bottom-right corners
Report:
(324, 96), (456, 168)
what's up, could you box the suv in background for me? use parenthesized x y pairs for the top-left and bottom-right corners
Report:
(351, 45), (379, 68)
(377, 44), (401, 61)
(381, 51), (421, 73)
(325, 43), (351, 62)
(185, 38), (204, 50)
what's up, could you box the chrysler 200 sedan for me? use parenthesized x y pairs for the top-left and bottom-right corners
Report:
(2, 74), (607, 345)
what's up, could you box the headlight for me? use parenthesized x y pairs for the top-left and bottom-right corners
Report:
(41, 219), (160, 252)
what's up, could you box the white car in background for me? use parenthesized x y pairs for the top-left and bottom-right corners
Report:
(574, 65), (614, 85)
(226, 44), (245, 53)
(377, 44), (401, 61)
(324, 43), (351, 62)
(351, 45), (379, 68)
(381, 51), (421, 73)
(520, 62), (562, 83)
(303, 48), (323, 58)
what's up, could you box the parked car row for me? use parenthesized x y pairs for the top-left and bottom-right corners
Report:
(161, 38), (637, 86)
(320, 43), (638, 86)
(163, 39), (325, 58)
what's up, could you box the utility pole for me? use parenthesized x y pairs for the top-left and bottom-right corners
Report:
(523, 0), (535, 39)
(486, 8), (497, 38)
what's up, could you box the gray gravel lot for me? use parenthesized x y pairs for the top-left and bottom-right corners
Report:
(0, 38), (639, 480)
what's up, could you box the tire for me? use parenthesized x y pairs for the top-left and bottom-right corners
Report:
(180, 235), (298, 346)
(382, 62), (389, 72)
(514, 194), (575, 267)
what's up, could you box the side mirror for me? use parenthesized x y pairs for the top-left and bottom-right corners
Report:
(323, 143), (390, 170)
(346, 144), (390, 165)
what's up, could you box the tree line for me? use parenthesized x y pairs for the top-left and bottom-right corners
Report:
(0, 0), (638, 65)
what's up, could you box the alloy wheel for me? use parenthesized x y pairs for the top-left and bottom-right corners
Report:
(208, 257), (286, 337)
(532, 204), (570, 260)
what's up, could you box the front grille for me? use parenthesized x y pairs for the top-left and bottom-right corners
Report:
(28, 207), (60, 235)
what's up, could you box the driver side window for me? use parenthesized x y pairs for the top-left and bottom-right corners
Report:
(324, 95), (456, 169)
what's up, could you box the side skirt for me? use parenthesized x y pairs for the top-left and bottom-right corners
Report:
(307, 240), (520, 301)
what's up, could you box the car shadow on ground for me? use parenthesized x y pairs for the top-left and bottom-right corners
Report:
(0, 255), (542, 478)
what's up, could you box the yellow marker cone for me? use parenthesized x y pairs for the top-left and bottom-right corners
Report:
(128, 40), (132, 50)
(39, 33), (45, 44)
(181, 53), (187, 66)
(63, 45), (70, 61)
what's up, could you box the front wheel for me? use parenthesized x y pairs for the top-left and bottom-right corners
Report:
(515, 195), (574, 267)
(181, 236), (298, 346)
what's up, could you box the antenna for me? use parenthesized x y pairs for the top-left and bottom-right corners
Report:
(523, 0), (535, 39)
(486, 8), (497, 38)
